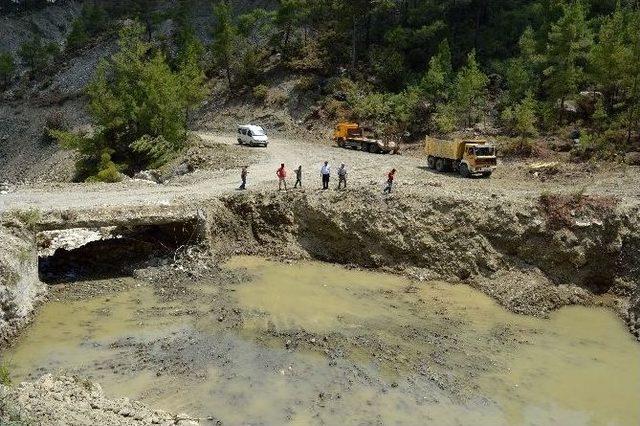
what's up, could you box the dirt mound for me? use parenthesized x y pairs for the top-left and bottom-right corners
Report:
(0, 375), (199, 425)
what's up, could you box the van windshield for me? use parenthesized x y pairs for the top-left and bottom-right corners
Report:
(252, 129), (266, 136)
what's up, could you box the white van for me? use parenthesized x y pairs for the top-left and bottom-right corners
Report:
(237, 125), (269, 147)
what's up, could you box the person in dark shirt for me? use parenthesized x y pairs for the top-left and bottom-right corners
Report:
(294, 165), (303, 188)
(239, 166), (248, 190)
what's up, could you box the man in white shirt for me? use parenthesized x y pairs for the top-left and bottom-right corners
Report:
(321, 161), (330, 190)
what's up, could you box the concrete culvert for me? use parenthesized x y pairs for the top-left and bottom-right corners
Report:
(37, 221), (201, 284)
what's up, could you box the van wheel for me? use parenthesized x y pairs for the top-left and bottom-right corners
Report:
(459, 164), (471, 178)
(435, 158), (445, 172)
(427, 156), (435, 169)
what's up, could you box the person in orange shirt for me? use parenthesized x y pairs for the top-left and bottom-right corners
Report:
(276, 163), (288, 191)
(383, 169), (396, 194)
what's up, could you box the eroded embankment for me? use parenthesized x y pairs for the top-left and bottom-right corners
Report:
(0, 226), (44, 347)
(1, 188), (639, 348)
(207, 189), (640, 336)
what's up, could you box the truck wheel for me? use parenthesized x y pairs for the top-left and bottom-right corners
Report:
(238, 139), (243, 145)
(427, 156), (436, 169)
(435, 158), (445, 172)
(482, 171), (492, 178)
(369, 144), (380, 154)
(336, 138), (345, 148)
(459, 164), (471, 178)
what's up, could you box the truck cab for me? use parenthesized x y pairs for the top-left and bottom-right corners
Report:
(461, 142), (497, 176)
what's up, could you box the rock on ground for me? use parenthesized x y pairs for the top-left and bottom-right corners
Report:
(0, 375), (199, 426)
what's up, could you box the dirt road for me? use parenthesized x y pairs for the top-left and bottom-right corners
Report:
(1, 132), (639, 214)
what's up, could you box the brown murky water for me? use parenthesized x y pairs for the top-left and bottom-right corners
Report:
(4, 257), (640, 425)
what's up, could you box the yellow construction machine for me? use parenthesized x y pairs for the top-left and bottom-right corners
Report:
(333, 122), (398, 154)
(425, 137), (497, 178)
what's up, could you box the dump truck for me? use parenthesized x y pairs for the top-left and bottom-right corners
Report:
(333, 122), (398, 154)
(425, 137), (497, 178)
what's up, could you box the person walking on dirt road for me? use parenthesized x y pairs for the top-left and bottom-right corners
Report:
(383, 169), (396, 194)
(239, 166), (248, 190)
(337, 163), (347, 190)
(321, 161), (331, 190)
(294, 165), (303, 188)
(277, 163), (288, 191)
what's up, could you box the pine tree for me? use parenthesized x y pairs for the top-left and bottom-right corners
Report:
(177, 40), (207, 122)
(274, 0), (306, 56)
(505, 27), (541, 105)
(420, 39), (453, 108)
(513, 92), (538, 138)
(211, 1), (237, 89)
(589, 3), (628, 109)
(451, 50), (489, 127)
(18, 34), (60, 73)
(544, 0), (593, 123)
(592, 97), (608, 132)
(54, 20), (206, 181)
(623, 6), (640, 143)
(66, 19), (90, 52)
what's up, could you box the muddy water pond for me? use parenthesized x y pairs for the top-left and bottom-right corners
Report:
(4, 257), (640, 425)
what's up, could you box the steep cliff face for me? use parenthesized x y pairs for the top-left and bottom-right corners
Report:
(210, 189), (640, 325)
(0, 227), (44, 346)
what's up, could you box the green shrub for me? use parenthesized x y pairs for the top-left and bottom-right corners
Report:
(0, 363), (11, 386)
(11, 208), (41, 231)
(267, 89), (288, 106)
(66, 3), (109, 52)
(0, 51), (15, 86)
(252, 84), (268, 102)
(66, 19), (90, 52)
(45, 111), (67, 132)
(295, 76), (317, 92)
(501, 92), (538, 137)
(324, 98), (349, 119)
(86, 150), (122, 183)
(496, 137), (535, 158)
(18, 35), (59, 73)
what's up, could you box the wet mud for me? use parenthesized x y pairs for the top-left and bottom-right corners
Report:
(4, 257), (639, 425)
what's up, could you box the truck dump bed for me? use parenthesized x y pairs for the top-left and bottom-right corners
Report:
(425, 138), (466, 160)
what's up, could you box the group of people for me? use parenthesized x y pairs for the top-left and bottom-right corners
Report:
(239, 163), (397, 193)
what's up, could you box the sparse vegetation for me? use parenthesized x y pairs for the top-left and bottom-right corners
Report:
(0, 363), (11, 386)
(17, 35), (59, 74)
(252, 84), (268, 102)
(539, 191), (618, 229)
(11, 208), (41, 231)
